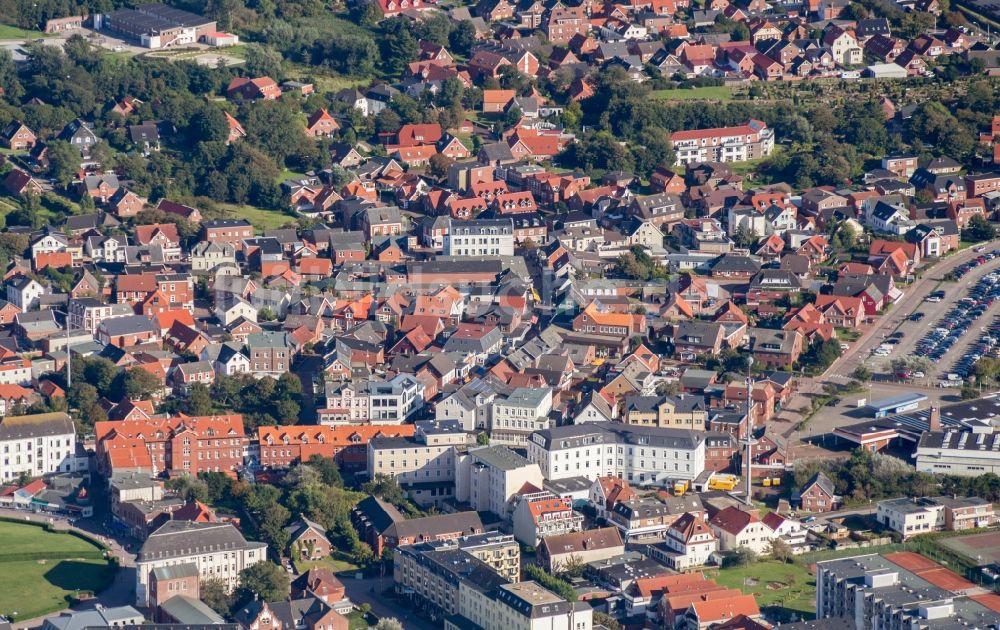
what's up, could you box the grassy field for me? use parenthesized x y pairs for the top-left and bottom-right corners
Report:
(0, 521), (115, 620)
(295, 553), (362, 575)
(727, 153), (774, 177)
(650, 86), (733, 101)
(210, 201), (296, 232)
(0, 24), (48, 39)
(711, 560), (815, 621)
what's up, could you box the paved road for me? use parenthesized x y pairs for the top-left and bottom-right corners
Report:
(826, 245), (995, 382)
(0, 509), (136, 629)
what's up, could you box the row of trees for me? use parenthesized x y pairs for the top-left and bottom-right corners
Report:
(793, 449), (937, 503)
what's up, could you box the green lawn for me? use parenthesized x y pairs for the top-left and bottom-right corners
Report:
(0, 521), (116, 620)
(727, 153), (774, 177)
(345, 610), (375, 629)
(0, 24), (48, 39)
(295, 553), (361, 575)
(277, 168), (308, 184)
(650, 86), (733, 101)
(710, 560), (815, 621)
(210, 201), (296, 232)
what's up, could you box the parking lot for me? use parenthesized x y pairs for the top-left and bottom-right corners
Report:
(856, 248), (1000, 383)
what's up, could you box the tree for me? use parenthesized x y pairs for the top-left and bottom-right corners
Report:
(558, 554), (586, 579)
(121, 368), (164, 400)
(476, 432), (490, 446)
(47, 140), (82, 188)
(374, 620), (404, 630)
(728, 547), (758, 567)
(963, 215), (996, 242)
(166, 475), (210, 503)
(201, 578), (233, 616)
(259, 503), (292, 552)
(769, 538), (793, 563)
(851, 365), (872, 381)
(380, 19), (420, 77)
(655, 380), (681, 396)
(449, 20), (477, 56)
(305, 454), (344, 488)
(733, 224), (760, 248)
(237, 562), (290, 603)
(243, 100), (308, 164)
(243, 44), (284, 80)
(524, 564), (577, 601)
(801, 338), (841, 372)
(187, 382), (215, 416)
(428, 153), (453, 180)
(258, 306), (277, 322)
(593, 613), (623, 630)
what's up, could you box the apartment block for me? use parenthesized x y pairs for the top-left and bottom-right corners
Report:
(671, 120), (775, 166)
(816, 552), (1000, 630)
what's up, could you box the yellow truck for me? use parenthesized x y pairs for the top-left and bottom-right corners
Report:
(674, 480), (690, 496)
(707, 474), (739, 491)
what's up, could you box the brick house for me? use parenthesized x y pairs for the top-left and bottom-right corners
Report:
(285, 517), (332, 561)
(2, 122), (36, 151)
(798, 471), (840, 512)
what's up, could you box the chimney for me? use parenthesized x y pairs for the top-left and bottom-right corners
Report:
(929, 406), (941, 432)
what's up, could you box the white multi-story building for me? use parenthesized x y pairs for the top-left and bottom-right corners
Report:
(0, 412), (86, 482)
(449, 580), (593, 630)
(321, 381), (372, 424)
(68, 297), (134, 334)
(455, 445), (544, 519)
(671, 120), (775, 166)
(490, 388), (553, 446)
(0, 353), (31, 386)
(443, 218), (515, 257)
(191, 241), (237, 273)
(322, 374), (425, 426)
(654, 512), (718, 571)
(6, 276), (46, 311)
(368, 374), (425, 424)
(876, 496), (996, 539)
(816, 553), (1000, 630)
(526, 423), (707, 486)
(876, 497), (944, 540)
(135, 521), (267, 606)
(368, 421), (472, 506)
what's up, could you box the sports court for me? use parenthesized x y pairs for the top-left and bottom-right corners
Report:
(884, 551), (977, 591)
(941, 531), (1000, 566)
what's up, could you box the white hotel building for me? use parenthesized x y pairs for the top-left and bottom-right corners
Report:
(526, 423), (707, 486)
